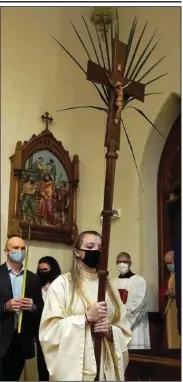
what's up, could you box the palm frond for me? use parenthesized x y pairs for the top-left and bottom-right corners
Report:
(145, 92), (163, 96)
(115, 9), (119, 40)
(95, 25), (106, 70)
(126, 106), (164, 137)
(53, 36), (86, 75)
(55, 15), (168, 193)
(132, 38), (160, 81)
(102, 16), (111, 71)
(137, 54), (167, 83)
(124, 92), (162, 107)
(123, 96), (135, 107)
(121, 118), (144, 191)
(52, 36), (108, 106)
(57, 105), (108, 113)
(110, 19), (113, 42)
(144, 73), (167, 86)
(82, 17), (108, 100)
(124, 17), (138, 72)
(71, 22), (91, 60)
(110, 22), (114, 74)
(125, 21), (148, 79)
(129, 31), (157, 80)
(82, 17), (99, 63)
(71, 22), (108, 101)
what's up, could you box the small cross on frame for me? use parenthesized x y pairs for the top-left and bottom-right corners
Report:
(86, 39), (145, 150)
(41, 112), (53, 131)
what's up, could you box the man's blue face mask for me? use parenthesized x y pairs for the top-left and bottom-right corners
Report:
(8, 251), (25, 264)
(167, 263), (174, 273)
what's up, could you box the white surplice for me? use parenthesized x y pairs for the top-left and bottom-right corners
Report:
(111, 275), (150, 349)
(39, 271), (132, 381)
(41, 284), (50, 303)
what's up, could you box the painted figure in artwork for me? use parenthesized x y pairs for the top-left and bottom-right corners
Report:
(23, 150), (70, 227)
(20, 177), (37, 223)
(46, 159), (57, 181)
(32, 157), (46, 171)
(55, 181), (69, 226)
(39, 173), (56, 226)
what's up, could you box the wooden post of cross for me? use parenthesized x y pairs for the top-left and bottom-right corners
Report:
(86, 38), (145, 380)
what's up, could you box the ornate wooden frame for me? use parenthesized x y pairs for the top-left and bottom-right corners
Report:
(7, 129), (79, 244)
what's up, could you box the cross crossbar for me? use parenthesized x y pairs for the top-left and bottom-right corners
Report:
(87, 60), (145, 102)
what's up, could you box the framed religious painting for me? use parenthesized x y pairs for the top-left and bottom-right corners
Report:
(7, 117), (79, 244)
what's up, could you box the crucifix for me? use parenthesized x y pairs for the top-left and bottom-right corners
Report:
(87, 39), (145, 380)
(41, 111), (53, 131)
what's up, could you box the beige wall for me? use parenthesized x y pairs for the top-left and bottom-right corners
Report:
(1, 6), (180, 310)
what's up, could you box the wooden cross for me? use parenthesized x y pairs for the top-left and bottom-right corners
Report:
(86, 39), (145, 380)
(87, 40), (145, 150)
(41, 112), (53, 131)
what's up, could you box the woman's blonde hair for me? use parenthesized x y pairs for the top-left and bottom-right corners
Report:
(67, 230), (121, 323)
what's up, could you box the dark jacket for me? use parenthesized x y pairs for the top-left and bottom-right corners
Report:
(0, 263), (43, 359)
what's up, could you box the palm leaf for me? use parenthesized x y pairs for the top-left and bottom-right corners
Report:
(57, 105), (108, 113)
(110, 17), (114, 42)
(95, 25), (106, 70)
(145, 92), (163, 96)
(71, 22), (91, 60)
(125, 21), (148, 79)
(71, 22), (108, 101)
(126, 106), (164, 137)
(53, 36), (86, 75)
(102, 16), (111, 71)
(123, 96), (135, 108)
(121, 118), (143, 191)
(124, 17), (138, 72)
(144, 73), (167, 86)
(129, 31), (157, 80)
(55, 15), (167, 192)
(137, 54), (167, 83)
(132, 39), (160, 81)
(124, 92), (162, 107)
(82, 17), (100, 64)
(110, 22), (114, 74)
(115, 9), (119, 40)
(52, 36), (108, 106)
(82, 17), (108, 100)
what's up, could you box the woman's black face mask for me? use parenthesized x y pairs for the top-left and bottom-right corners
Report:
(38, 270), (52, 286)
(79, 249), (101, 269)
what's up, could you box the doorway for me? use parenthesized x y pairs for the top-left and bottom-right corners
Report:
(157, 114), (181, 346)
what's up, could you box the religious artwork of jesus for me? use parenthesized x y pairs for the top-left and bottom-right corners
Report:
(20, 149), (70, 228)
(39, 173), (56, 226)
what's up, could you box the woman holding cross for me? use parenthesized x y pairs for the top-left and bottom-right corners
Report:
(39, 230), (131, 381)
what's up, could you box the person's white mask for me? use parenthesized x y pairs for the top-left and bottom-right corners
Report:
(117, 262), (129, 275)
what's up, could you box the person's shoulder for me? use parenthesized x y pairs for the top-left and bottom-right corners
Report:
(0, 263), (7, 273)
(130, 274), (147, 285)
(51, 272), (72, 289)
(27, 269), (37, 278)
(0, 262), (7, 269)
(27, 269), (40, 283)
